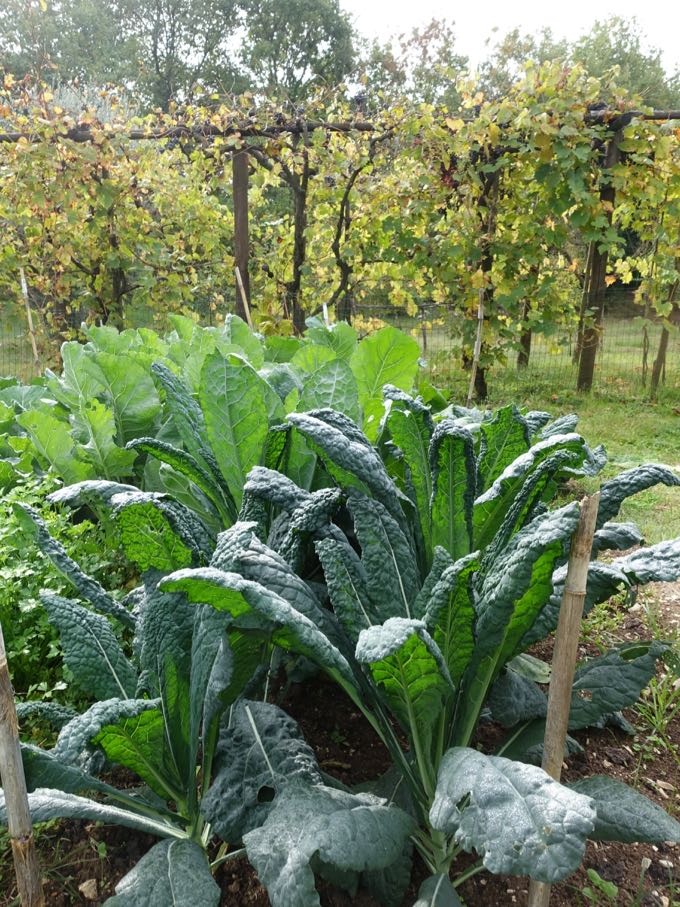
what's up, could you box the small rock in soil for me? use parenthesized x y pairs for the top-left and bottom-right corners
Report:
(78, 879), (98, 900)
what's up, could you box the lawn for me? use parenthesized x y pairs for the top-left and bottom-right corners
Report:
(425, 318), (680, 544)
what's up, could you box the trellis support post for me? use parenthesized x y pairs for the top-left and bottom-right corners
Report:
(232, 149), (250, 321)
(527, 492), (600, 907)
(0, 620), (44, 906)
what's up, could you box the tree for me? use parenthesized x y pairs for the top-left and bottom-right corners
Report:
(477, 17), (679, 108)
(0, 0), (244, 110)
(238, 0), (355, 102)
(572, 17), (679, 108)
(477, 27), (569, 99)
(356, 19), (468, 109)
(112, 0), (245, 109)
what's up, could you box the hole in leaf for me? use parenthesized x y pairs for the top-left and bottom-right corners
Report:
(257, 785), (276, 804)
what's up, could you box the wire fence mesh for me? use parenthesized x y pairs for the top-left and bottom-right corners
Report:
(352, 298), (680, 402)
(1, 295), (679, 402)
(0, 313), (42, 383)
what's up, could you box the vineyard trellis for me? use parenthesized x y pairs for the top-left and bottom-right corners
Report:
(0, 68), (679, 399)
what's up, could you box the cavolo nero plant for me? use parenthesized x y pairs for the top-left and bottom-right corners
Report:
(1, 465), (419, 903)
(160, 396), (680, 905)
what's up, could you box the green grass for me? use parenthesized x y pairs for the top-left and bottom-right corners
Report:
(432, 362), (680, 543)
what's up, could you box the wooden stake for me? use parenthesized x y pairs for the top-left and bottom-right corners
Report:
(466, 287), (485, 408)
(232, 149), (251, 322)
(234, 266), (253, 330)
(527, 492), (600, 907)
(19, 268), (41, 371)
(0, 621), (44, 906)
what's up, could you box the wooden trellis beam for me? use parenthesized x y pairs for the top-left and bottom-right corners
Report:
(0, 109), (678, 145)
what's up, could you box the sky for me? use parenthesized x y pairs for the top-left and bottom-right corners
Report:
(341, 0), (680, 75)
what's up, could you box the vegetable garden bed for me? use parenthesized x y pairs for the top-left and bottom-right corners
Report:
(0, 319), (678, 907)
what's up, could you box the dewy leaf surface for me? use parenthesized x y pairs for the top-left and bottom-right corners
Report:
(424, 554), (479, 687)
(137, 577), (195, 790)
(127, 437), (235, 524)
(151, 361), (229, 499)
(315, 536), (373, 642)
(386, 389), (434, 554)
(0, 788), (181, 839)
(93, 709), (183, 801)
(454, 503), (579, 745)
(617, 537), (680, 584)
(53, 699), (160, 765)
(429, 748), (595, 882)
(41, 593), (137, 700)
(568, 777), (680, 843)
(160, 569), (356, 689)
(477, 405), (530, 493)
(287, 411), (405, 526)
(106, 838), (220, 907)
(568, 643), (663, 730)
(111, 491), (211, 571)
(472, 434), (587, 549)
(243, 782), (414, 907)
(202, 700), (321, 841)
(597, 464), (680, 528)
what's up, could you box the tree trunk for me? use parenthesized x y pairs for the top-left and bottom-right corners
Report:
(336, 293), (352, 324)
(232, 150), (251, 321)
(573, 242), (594, 365)
(650, 278), (679, 400)
(517, 298), (533, 369)
(577, 135), (622, 392)
(285, 145), (310, 336)
(464, 167), (499, 403)
(517, 329), (532, 369)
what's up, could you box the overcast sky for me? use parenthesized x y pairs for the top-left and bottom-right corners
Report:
(341, 0), (680, 75)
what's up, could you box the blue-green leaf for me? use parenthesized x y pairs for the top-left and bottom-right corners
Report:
(413, 874), (463, 907)
(430, 747), (595, 882)
(568, 776), (680, 843)
(41, 593), (137, 700)
(243, 782), (414, 907)
(349, 494), (419, 621)
(597, 465), (680, 528)
(429, 420), (476, 560)
(202, 700), (321, 841)
(106, 839), (220, 907)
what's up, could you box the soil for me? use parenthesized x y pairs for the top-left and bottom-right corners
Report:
(2, 586), (678, 907)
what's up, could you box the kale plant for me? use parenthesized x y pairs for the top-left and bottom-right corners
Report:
(163, 399), (680, 905)
(1, 464), (415, 903)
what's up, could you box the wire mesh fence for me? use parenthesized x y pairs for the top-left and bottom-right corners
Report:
(351, 299), (680, 402)
(1, 296), (679, 402)
(0, 313), (42, 383)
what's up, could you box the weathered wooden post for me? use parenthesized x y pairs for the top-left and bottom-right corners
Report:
(0, 620), (44, 906)
(577, 132), (622, 392)
(232, 148), (250, 322)
(527, 492), (600, 907)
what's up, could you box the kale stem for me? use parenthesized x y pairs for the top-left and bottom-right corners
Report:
(210, 847), (246, 870)
(452, 860), (485, 888)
